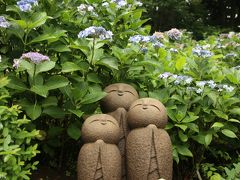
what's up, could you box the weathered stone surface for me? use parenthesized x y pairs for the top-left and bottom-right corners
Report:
(128, 98), (168, 129)
(100, 83), (139, 180)
(77, 114), (121, 180)
(100, 83), (139, 113)
(126, 98), (173, 180)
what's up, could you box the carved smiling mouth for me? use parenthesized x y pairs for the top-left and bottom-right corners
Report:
(101, 122), (107, 125)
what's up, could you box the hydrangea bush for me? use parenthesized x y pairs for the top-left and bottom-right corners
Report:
(0, 0), (240, 179)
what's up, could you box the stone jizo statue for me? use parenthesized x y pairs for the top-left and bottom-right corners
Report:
(126, 98), (173, 180)
(100, 83), (139, 179)
(77, 114), (121, 180)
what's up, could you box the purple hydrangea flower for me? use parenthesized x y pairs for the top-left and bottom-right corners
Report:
(20, 52), (50, 64)
(17, 0), (38, 12)
(0, 16), (10, 28)
(78, 26), (113, 40)
(167, 28), (182, 41)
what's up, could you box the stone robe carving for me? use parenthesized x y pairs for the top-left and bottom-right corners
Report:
(100, 83), (139, 179)
(77, 114), (121, 180)
(126, 98), (173, 180)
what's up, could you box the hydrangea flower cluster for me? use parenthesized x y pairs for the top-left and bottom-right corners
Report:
(102, 2), (109, 7)
(159, 72), (193, 85)
(192, 45), (213, 58)
(196, 80), (234, 92)
(78, 26), (113, 40)
(169, 48), (178, 53)
(111, 0), (127, 8)
(13, 52), (50, 68)
(77, 4), (97, 16)
(166, 28), (182, 41)
(153, 32), (164, 40)
(129, 35), (164, 49)
(224, 53), (237, 59)
(17, 0), (38, 12)
(0, 16), (10, 28)
(159, 72), (234, 93)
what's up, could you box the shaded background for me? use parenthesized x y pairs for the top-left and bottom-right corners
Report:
(142, 0), (240, 39)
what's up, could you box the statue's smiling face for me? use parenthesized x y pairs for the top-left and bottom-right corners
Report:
(127, 98), (168, 129)
(100, 83), (139, 112)
(82, 114), (120, 144)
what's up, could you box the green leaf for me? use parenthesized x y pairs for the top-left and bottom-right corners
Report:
(35, 61), (55, 75)
(0, 77), (9, 88)
(182, 115), (199, 123)
(67, 123), (81, 140)
(212, 110), (228, 120)
(30, 85), (48, 97)
(45, 75), (69, 90)
(7, 76), (27, 91)
(28, 12), (49, 29)
(49, 44), (71, 52)
(211, 122), (224, 128)
(87, 73), (102, 84)
(175, 56), (186, 71)
(229, 108), (240, 116)
(178, 131), (188, 142)
(228, 119), (240, 124)
(61, 62), (82, 73)
(81, 91), (107, 104)
(205, 133), (212, 146)
(68, 109), (84, 118)
(96, 57), (119, 70)
(175, 124), (188, 131)
(176, 145), (193, 157)
(25, 103), (42, 120)
(29, 29), (66, 44)
(42, 96), (58, 107)
(43, 106), (65, 119)
(210, 174), (222, 180)
(221, 129), (237, 138)
(3, 135), (11, 150)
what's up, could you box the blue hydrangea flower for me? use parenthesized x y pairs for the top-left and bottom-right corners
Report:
(0, 16), (10, 28)
(166, 28), (182, 41)
(159, 72), (172, 79)
(17, 0), (38, 12)
(153, 41), (164, 48)
(192, 46), (213, 58)
(78, 26), (113, 40)
(111, 0), (127, 8)
(129, 34), (164, 49)
(159, 72), (193, 85)
(224, 53), (237, 59)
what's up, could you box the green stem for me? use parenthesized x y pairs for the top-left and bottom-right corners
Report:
(90, 37), (96, 66)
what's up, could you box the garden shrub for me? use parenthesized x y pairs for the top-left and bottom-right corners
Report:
(0, 77), (39, 179)
(0, 0), (240, 179)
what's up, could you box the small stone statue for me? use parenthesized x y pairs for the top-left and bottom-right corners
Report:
(126, 98), (173, 180)
(77, 114), (121, 180)
(100, 83), (139, 179)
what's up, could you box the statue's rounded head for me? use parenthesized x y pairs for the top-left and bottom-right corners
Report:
(127, 98), (168, 129)
(100, 83), (139, 113)
(81, 114), (120, 144)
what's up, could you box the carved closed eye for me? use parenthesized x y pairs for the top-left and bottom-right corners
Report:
(107, 89), (135, 96)
(130, 103), (161, 112)
(90, 119), (117, 126)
